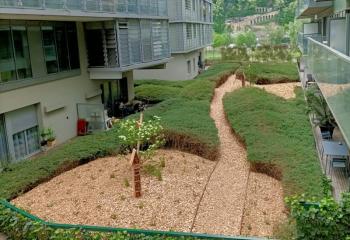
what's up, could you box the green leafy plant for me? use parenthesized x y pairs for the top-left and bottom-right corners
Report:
(306, 85), (337, 135)
(286, 193), (350, 240)
(0, 202), (206, 240)
(117, 116), (165, 160)
(46, 128), (56, 142)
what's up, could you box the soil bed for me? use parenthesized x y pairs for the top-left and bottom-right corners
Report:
(12, 150), (215, 232)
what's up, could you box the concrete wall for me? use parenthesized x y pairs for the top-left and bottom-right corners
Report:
(134, 49), (204, 80)
(0, 22), (101, 147)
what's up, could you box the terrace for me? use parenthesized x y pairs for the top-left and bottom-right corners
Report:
(0, 0), (168, 20)
(303, 36), (350, 198)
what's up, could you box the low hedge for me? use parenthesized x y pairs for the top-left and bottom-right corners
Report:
(0, 129), (122, 200)
(238, 62), (299, 84)
(135, 62), (241, 160)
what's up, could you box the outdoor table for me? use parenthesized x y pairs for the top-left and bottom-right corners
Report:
(321, 140), (349, 174)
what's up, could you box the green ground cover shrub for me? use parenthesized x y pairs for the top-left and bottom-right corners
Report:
(239, 62), (299, 84)
(223, 87), (323, 197)
(135, 62), (240, 160)
(0, 130), (121, 200)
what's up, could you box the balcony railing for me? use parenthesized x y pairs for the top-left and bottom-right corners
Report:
(296, 0), (333, 19)
(0, 0), (168, 17)
(307, 37), (350, 147)
(298, 32), (324, 55)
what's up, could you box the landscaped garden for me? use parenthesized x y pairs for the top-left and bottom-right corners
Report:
(0, 61), (332, 239)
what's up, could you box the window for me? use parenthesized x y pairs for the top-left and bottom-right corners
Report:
(193, 58), (195, 72)
(0, 24), (32, 84)
(192, 0), (196, 11)
(187, 60), (191, 73)
(186, 24), (192, 39)
(193, 24), (197, 38)
(41, 22), (80, 74)
(6, 105), (40, 161)
(185, 0), (191, 10)
(0, 115), (8, 162)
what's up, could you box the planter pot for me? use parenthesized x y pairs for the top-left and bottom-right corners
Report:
(40, 140), (47, 147)
(320, 125), (335, 139)
(47, 139), (56, 147)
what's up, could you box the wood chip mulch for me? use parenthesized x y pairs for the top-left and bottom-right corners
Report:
(12, 150), (215, 232)
(254, 82), (301, 99)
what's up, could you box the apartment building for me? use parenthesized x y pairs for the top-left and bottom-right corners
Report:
(296, 0), (350, 147)
(0, 0), (173, 162)
(135, 0), (213, 80)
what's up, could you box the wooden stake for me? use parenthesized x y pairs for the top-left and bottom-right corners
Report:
(136, 112), (144, 155)
(130, 149), (141, 198)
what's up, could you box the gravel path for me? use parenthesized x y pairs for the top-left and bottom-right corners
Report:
(254, 82), (301, 99)
(0, 233), (6, 240)
(192, 75), (250, 235)
(192, 75), (286, 237)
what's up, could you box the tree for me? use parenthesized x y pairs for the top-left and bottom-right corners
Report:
(213, 32), (233, 48)
(267, 24), (285, 45)
(234, 30), (257, 48)
(276, 0), (297, 26)
(213, 0), (225, 33)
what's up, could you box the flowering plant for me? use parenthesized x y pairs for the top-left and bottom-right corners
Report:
(118, 116), (165, 159)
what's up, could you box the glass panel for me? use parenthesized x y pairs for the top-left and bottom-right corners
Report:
(13, 131), (27, 160)
(308, 38), (350, 147)
(55, 24), (69, 71)
(77, 104), (106, 132)
(0, 115), (8, 162)
(0, 26), (16, 83)
(45, 0), (64, 9)
(12, 26), (32, 79)
(101, 0), (115, 12)
(117, 0), (127, 12)
(67, 23), (80, 69)
(128, 0), (138, 14)
(140, 0), (150, 15)
(42, 26), (58, 74)
(26, 126), (39, 155)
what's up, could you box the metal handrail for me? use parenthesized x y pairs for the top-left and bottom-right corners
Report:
(0, 199), (266, 240)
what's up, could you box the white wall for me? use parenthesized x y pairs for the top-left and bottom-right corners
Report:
(0, 22), (101, 146)
(134, 49), (204, 80)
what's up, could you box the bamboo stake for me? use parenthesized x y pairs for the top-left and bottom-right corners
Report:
(136, 112), (144, 155)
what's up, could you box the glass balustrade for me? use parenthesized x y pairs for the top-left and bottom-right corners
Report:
(307, 37), (350, 146)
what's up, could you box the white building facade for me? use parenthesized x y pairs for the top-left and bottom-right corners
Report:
(135, 0), (213, 80)
(0, 0), (173, 162)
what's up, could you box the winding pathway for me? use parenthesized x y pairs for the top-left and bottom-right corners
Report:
(192, 75), (250, 235)
(192, 75), (286, 237)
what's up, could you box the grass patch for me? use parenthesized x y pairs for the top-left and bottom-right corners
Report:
(224, 87), (323, 197)
(135, 62), (240, 160)
(239, 62), (299, 84)
(0, 129), (121, 200)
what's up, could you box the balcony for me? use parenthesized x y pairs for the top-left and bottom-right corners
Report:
(298, 32), (324, 55)
(307, 37), (350, 147)
(0, 0), (168, 20)
(296, 0), (333, 19)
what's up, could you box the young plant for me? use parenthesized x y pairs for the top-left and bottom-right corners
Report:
(117, 116), (165, 159)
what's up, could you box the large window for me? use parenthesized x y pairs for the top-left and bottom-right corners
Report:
(0, 115), (8, 163)
(186, 24), (192, 39)
(41, 22), (80, 74)
(0, 24), (32, 84)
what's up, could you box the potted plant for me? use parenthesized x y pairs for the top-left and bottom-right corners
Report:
(46, 128), (56, 147)
(306, 85), (337, 138)
(40, 129), (48, 146)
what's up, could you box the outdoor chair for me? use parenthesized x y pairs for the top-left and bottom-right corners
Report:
(329, 157), (349, 177)
(321, 131), (332, 140)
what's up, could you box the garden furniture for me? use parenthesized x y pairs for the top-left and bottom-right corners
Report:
(321, 140), (349, 175)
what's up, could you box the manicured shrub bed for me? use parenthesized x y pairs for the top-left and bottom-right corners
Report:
(135, 62), (240, 160)
(238, 62), (299, 84)
(223, 87), (323, 197)
(0, 130), (121, 200)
